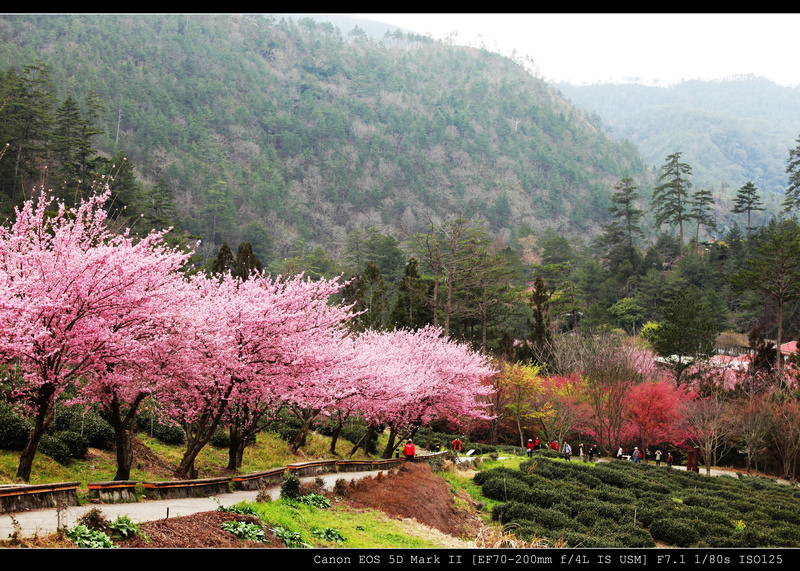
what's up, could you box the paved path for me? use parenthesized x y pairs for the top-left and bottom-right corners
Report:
(0, 470), (383, 539)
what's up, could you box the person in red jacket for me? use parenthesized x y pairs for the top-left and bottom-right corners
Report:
(404, 439), (416, 461)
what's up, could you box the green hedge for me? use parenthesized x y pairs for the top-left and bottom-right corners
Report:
(0, 402), (30, 450)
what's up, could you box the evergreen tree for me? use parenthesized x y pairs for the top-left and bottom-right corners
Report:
(732, 181), (764, 234)
(0, 61), (54, 200)
(730, 218), (800, 383)
(143, 177), (179, 232)
(50, 92), (106, 205)
(647, 286), (719, 383)
(783, 134), (800, 213)
(233, 241), (262, 280)
(389, 257), (432, 330)
(600, 175), (645, 251)
(689, 187), (717, 243)
(210, 241), (235, 276)
(652, 152), (693, 257)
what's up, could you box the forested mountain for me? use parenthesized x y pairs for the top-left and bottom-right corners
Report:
(0, 14), (647, 264)
(556, 76), (800, 223)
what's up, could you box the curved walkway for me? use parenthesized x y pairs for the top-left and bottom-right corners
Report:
(0, 470), (382, 539)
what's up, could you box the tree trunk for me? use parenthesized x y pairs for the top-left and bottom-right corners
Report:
(110, 393), (146, 481)
(361, 424), (376, 457)
(329, 416), (345, 456)
(16, 386), (55, 482)
(227, 424), (246, 470)
(348, 432), (366, 457)
(114, 428), (135, 481)
(176, 413), (221, 479)
(381, 426), (398, 459)
(17, 406), (50, 482)
(288, 408), (319, 454)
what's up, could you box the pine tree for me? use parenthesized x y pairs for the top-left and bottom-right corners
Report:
(0, 61), (55, 200)
(607, 176), (645, 249)
(210, 241), (235, 276)
(233, 241), (262, 280)
(689, 187), (717, 243)
(144, 177), (179, 232)
(783, 134), (800, 213)
(652, 152), (693, 257)
(732, 181), (764, 234)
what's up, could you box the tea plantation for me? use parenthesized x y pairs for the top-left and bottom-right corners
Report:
(475, 452), (800, 548)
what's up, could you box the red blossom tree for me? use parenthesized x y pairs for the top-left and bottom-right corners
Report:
(624, 379), (690, 452)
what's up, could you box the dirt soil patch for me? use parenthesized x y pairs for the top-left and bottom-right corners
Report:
(121, 511), (278, 548)
(332, 461), (484, 544)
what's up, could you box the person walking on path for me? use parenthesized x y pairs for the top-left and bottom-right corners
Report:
(579, 443), (584, 462)
(632, 447), (641, 465)
(667, 452), (674, 468)
(534, 437), (540, 450)
(655, 449), (662, 467)
(526, 439), (534, 458)
(563, 441), (572, 461)
(404, 439), (416, 461)
(616, 445), (623, 460)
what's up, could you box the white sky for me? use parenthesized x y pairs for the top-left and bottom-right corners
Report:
(352, 14), (800, 87)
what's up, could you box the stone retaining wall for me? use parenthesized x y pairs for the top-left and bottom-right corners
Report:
(0, 482), (80, 513)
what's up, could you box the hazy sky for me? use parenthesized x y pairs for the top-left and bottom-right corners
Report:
(352, 14), (800, 87)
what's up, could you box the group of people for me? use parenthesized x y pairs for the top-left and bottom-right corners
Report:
(616, 445), (674, 467)
(403, 436), (466, 461)
(527, 439), (595, 463)
(522, 438), (676, 468)
(404, 436), (675, 468)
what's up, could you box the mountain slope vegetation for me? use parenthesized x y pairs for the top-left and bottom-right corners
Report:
(0, 14), (647, 262)
(557, 76), (800, 208)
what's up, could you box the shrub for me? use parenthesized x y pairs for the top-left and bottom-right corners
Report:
(136, 411), (185, 444)
(56, 430), (89, 459)
(280, 472), (302, 500)
(608, 524), (656, 548)
(110, 515), (145, 540)
(210, 428), (230, 448)
(479, 475), (532, 504)
(558, 530), (614, 548)
(50, 406), (113, 449)
(649, 518), (700, 547)
(39, 433), (74, 464)
(0, 403), (30, 450)
(473, 466), (526, 486)
(492, 501), (579, 532)
(77, 507), (111, 533)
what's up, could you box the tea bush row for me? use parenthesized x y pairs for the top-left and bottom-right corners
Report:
(476, 455), (800, 547)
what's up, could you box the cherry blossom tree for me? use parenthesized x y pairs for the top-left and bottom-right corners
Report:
(348, 326), (495, 458)
(0, 188), (189, 481)
(160, 271), (357, 477)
